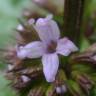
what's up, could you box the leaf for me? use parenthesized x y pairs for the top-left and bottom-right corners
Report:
(46, 85), (56, 96)
(90, 85), (96, 96)
(67, 80), (84, 96)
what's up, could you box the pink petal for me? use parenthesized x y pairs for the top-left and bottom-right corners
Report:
(17, 41), (45, 59)
(42, 53), (59, 82)
(56, 37), (78, 56)
(35, 15), (60, 44)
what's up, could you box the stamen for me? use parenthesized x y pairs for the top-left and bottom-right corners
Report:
(47, 41), (57, 53)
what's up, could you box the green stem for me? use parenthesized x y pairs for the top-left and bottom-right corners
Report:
(63, 0), (85, 47)
(62, 0), (85, 79)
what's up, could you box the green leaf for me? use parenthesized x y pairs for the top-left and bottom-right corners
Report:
(67, 80), (84, 96)
(90, 85), (96, 96)
(46, 85), (55, 96)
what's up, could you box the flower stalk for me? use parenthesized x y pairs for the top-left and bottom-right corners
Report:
(63, 0), (85, 47)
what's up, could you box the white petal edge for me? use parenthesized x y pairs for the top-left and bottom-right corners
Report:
(17, 41), (46, 59)
(35, 15), (60, 44)
(42, 53), (59, 82)
(17, 46), (28, 59)
(56, 37), (78, 56)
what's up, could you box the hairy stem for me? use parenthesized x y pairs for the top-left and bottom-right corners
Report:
(63, 0), (85, 78)
(63, 0), (85, 47)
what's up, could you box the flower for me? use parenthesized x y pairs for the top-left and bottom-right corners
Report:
(17, 15), (78, 82)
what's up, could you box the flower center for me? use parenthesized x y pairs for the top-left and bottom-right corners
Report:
(47, 41), (57, 53)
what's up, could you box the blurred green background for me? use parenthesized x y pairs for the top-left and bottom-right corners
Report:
(0, 0), (96, 96)
(0, 0), (30, 96)
(0, 0), (31, 46)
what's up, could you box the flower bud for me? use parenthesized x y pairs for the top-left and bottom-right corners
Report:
(17, 24), (24, 32)
(21, 75), (31, 83)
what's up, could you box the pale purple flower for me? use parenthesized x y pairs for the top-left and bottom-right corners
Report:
(17, 15), (78, 82)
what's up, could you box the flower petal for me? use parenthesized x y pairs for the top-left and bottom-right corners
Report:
(35, 15), (60, 44)
(56, 37), (78, 56)
(17, 41), (45, 59)
(42, 53), (59, 82)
